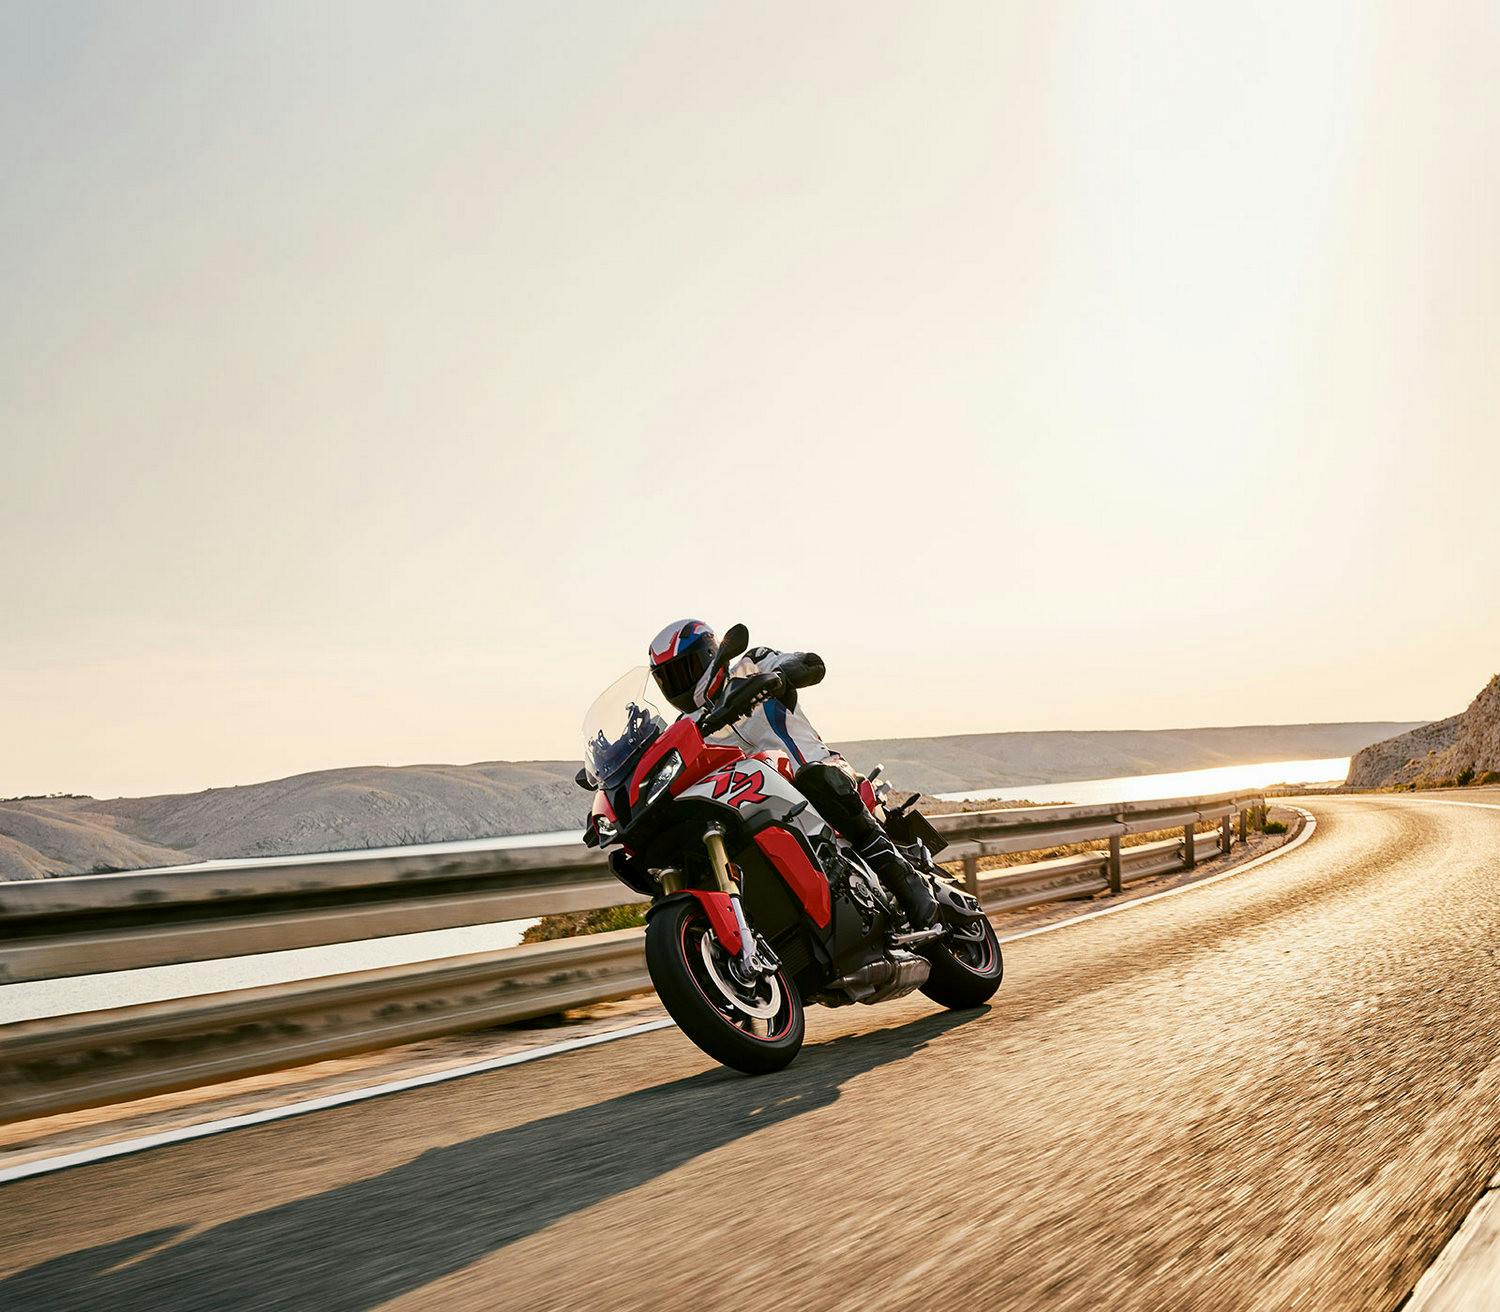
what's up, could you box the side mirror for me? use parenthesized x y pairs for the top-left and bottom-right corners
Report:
(703, 622), (749, 692)
(575, 766), (596, 792)
(719, 622), (749, 662)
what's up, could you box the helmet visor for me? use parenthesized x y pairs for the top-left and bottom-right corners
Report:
(652, 644), (711, 702)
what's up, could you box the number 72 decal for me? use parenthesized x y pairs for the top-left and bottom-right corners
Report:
(709, 767), (768, 808)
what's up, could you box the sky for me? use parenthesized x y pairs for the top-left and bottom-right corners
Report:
(3, 1), (1497, 799)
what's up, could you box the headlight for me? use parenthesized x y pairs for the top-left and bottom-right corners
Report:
(638, 751), (684, 806)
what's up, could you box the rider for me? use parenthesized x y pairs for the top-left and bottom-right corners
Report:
(647, 619), (939, 929)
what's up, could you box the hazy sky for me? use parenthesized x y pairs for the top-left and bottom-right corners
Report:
(4, 2), (1497, 799)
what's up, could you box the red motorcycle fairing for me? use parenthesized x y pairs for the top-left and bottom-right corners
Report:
(614, 715), (838, 952)
(857, 777), (878, 813)
(675, 889), (742, 955)
(750, 750), (798, 785)
(678, 756), (836, 929)
(627, 717), (741, 808)
(753, 827), (831, 928)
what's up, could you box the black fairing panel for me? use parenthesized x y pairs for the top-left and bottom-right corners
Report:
(732, 844), (805, 945)
(623, 797), (745, 872)
(826, 878), (891, 975)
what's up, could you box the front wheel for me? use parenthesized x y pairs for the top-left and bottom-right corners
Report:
(920, 913), (1003, 1008)
(645, 898), (804, 1075)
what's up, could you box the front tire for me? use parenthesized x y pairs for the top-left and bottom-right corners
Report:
(921, 913), (1003, 1008)
(645, 898), (804, 1075)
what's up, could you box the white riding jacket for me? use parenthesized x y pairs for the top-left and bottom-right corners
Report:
(691, 646), (834, 770)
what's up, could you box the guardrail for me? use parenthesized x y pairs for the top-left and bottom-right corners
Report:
(0, 790), (1271, 1123)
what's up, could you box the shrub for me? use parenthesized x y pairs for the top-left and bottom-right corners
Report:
(522, 903), (645, 943)
(1263, 819), (1288, 835)
(1457, 766), (1476, 787)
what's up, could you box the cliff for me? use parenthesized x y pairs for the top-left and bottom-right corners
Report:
(1346, 676), (1500, 788)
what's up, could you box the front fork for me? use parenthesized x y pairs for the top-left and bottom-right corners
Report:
(703, 827), (778, 977)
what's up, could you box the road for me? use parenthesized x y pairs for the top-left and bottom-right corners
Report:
(3, 794), (1498, 1311)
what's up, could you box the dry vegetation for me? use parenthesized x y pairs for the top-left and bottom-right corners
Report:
(522, 903), (645, 942)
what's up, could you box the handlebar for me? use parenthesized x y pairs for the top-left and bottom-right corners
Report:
(697, 671), (785, 736)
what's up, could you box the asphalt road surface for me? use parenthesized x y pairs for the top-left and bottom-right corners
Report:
(4, 794), (1498, 1311)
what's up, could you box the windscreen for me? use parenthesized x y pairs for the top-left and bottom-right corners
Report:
(580, 667), (669, 788)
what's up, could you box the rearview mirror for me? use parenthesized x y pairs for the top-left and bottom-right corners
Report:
(575, 766), (596, 791)
(702, 622), (749, 692)
(719, 622), (749, 662)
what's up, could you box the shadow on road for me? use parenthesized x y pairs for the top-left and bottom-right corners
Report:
(1, 1008), (980, 1311)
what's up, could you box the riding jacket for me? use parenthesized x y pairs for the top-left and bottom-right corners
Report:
(690, 646), (833, 770)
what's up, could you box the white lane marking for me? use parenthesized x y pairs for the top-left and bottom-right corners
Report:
(997, 807), (1317, 945)
(0, 1019), (676, 1187)
(0, 808), (1322, 1186)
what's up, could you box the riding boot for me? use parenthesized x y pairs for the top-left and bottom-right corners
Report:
(790, 760), (941, 930)
(860, 838), (940, 930)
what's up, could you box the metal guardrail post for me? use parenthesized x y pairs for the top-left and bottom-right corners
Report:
(1239, 807), (1249, 842)
(962, 853), (980, 897)
(1182, 823), (1196, 870)
(1107, 833), (1122, 894)
(1220, 813), (1232, 856)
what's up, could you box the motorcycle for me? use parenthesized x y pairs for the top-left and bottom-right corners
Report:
(577, 624), (1002, 1074)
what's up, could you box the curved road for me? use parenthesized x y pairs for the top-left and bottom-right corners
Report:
(3, 794), (1499, 1310)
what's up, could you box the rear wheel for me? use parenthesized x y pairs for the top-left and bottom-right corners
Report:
(920, 913), (1003, 1008)
(645, 898), (804, 1075)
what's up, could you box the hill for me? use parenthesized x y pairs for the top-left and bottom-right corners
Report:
(1346, 677), (1500, 788)
(0, 761), (583, 882)
(2, 720), (1420, 880)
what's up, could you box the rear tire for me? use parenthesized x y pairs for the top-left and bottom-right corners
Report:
(921, 914), (1003, 1008)
(645, 898), (804, 1075)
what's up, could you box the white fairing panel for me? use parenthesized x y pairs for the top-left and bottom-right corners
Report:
(678, 758), (833, 848)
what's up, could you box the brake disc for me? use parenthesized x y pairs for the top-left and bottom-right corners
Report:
(699, 934), (782, 1019)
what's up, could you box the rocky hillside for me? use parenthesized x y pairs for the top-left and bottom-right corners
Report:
(1346, 676), (1500, 788)
(2, 719), (1420, 881)
(0, 761), (584, 882)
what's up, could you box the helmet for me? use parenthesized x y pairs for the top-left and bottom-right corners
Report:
(648, 618), (717, 713)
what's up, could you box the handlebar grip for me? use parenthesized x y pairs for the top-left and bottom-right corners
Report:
(698, 671), (784, 736)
